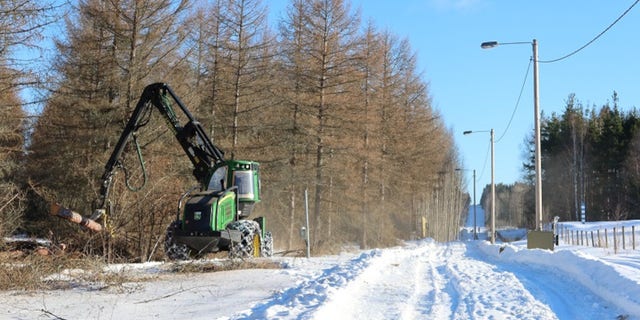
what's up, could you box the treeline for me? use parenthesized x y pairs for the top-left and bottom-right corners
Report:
(0, 0), (464, 261)
(479, 182), (528, 228)
(483, 93), (640, 229)
(537, 93), (640, 223)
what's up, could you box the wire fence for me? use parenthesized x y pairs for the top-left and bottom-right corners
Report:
(557, 224), (639, 254)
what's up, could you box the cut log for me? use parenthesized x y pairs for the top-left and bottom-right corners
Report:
(49, 203), (102, 232)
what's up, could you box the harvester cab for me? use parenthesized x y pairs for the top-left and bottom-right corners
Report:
(50, 83), (272, 260)
(207, 160), (261, 218)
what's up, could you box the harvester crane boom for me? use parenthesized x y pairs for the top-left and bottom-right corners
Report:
(93, 82), (224, 219)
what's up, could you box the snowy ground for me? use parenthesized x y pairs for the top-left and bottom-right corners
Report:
(3, 207), (640, 319)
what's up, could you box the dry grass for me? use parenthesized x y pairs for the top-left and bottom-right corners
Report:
(0, 249), (283, 291)
(0, 252), (133, 291)
(168, 258), (283, 273)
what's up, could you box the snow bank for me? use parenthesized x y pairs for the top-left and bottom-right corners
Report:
(477, 241), (640, 317)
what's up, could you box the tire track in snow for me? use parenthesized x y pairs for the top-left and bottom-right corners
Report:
(402, 242), (556, 319)
(412, 243), (456, 319)
(442, 243), (556, 319)
(312, 241), (437, 319)
(402, 244), (442, 318)
(310, 241), (558, 319)
(225, 250), (381, 320)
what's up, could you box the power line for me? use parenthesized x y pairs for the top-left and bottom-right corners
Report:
(495, 58), (532, 143)
(471, 60), (530, 186)
(539, 0), (640, 63)
(476, 142), (490, 184)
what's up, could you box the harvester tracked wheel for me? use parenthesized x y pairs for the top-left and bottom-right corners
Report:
(164, 221), (191, 261)
(228, 220), (261, 259)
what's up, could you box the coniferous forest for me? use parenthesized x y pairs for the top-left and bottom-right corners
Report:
(483, 93), (640, 230)
(1, 0), (465, 261)
(532, 93), (640, 224)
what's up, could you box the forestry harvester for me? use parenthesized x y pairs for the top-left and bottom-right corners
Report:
(50, 83), (272, 260)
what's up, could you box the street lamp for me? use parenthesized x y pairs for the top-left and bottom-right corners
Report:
(463, 129), (495, 243)
(455, 168), (477, 240)
(481, 39), (543, 231)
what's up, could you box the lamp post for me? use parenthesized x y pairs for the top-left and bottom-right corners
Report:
(463, 129), (495, 243)
(455, 168), (477, 240)
(481, 40), (542, 231)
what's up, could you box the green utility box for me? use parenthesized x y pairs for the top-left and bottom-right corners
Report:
(527, 230), (555, 250)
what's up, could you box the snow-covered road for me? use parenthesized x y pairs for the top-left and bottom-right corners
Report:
(312, 241), (556, 320)
(230, 239), (632, 320)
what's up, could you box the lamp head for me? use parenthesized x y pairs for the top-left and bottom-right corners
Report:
(463, 130), (473, 135)
(481, 41), (498, 49)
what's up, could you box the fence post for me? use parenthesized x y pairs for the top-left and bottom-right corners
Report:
(614, 227), (617, 254)
(597, 229), (601, 247)
(580, 231), (583, 246)
(622, 226), (626, 250)
(578, 231), (581, 245)
(591, 231), (595, 247)
(605, 229), (609, 248)
(569, 230), (572, 245)
(633, 226), (636, 250)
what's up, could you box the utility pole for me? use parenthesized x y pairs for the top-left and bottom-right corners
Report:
(463, 129), (495, 243)
(473, 169), (477, 240)
(481, 39), (542, 231)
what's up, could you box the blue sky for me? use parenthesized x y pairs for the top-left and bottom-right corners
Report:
(268, 0), (640, 199)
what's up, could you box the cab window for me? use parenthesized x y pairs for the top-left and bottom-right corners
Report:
(233, 171), (254, 199)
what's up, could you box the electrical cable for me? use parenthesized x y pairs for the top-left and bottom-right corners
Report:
(465, 61), (528, 184)
(539, 0), (640, 63)
(476, 142), (490, 183)
(495, 58), (532, 143)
